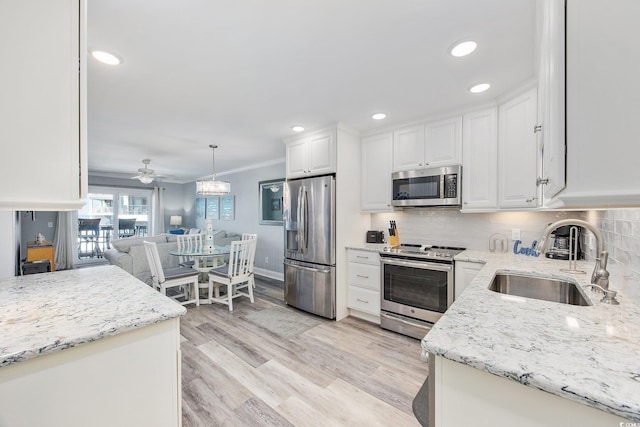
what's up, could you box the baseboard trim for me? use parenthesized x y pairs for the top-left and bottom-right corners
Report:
(254, 267), (284, 282)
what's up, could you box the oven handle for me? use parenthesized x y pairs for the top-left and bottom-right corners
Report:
(380, 257), (453, 272)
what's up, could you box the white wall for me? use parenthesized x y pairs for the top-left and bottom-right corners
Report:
(188, 162), (286, 279)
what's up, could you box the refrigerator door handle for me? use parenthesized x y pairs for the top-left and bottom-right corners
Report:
(283, 260), (331, 274)
(298, 185), (307, 254)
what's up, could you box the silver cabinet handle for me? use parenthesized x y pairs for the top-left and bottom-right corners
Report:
(356, 255), (369, 259)
(356, 274), (369, 279)
(356, 298), (369, 303)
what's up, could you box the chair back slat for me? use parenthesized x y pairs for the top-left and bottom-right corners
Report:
(176, 234), (203, 264)
(242, 233), (257, 240)
(227, 239), (256, 279)
(143, 241), (166, 284)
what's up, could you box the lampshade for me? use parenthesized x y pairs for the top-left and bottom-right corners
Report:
(138, 175), (154, 184)
(170, 215), (182, 226)
(196, 144), (231, 196)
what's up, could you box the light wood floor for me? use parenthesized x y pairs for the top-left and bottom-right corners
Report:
(180, 276), (428, 426)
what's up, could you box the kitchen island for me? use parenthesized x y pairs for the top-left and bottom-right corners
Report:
(0, 265), (186, 427)
(422, 250), (640, 426)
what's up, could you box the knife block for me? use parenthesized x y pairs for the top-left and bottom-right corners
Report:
(389, 232), (399, 247)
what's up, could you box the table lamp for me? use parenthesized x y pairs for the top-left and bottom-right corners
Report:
(170, 215), (182, 229)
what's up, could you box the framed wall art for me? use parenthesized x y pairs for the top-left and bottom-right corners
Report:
(220, 195), (235, 220)
(206, 196), (219, 220)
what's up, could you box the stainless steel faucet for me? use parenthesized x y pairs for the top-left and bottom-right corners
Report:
(535, 219), (618, 304)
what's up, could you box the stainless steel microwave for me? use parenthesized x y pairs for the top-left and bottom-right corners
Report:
(391, 165), (461, 207)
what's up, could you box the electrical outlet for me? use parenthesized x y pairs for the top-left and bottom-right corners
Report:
(48, 222), (53, 228)
(265, 256), (269, 264)
(511, 228), (521, 241)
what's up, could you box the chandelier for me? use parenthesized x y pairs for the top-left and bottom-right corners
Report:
(196, 144), (231, 196)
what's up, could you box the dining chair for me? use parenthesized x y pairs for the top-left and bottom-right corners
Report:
(176, 233), (203, 268)
(207, 238), (256, 311)
(118, 218), (137, 238)
(78, 218), (102, 259)
(143, 241), (199, 306)
(241, 233), (257, 287)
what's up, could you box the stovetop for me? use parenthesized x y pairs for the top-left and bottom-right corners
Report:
(381, 243), (466, 261)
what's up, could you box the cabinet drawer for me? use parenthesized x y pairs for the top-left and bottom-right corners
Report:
(347, 249), (379, 265)
(348, 263), (379, 290)
(348, 286), (380, 315)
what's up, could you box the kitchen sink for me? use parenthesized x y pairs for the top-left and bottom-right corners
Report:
(488, 273), (591, 306)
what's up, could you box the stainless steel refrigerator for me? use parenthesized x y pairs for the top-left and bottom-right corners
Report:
(283, 174), (336, 319)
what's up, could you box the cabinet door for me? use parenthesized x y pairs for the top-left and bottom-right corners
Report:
(425, 116), (463, 166)
(361, 133), (393, 212)
(561, 0), (640, 207)
(0, 0), (86, 210)
(498, 88), (539, 208)
(285, 138), (308, 179)
(537, 0), (566, 200)
(308, 131), (336, 175)
(462, 108), (498, 211)
(393, 125), (425, 171)
(454, 261), (484, 300)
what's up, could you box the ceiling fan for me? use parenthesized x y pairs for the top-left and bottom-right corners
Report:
(131, 159), (164, 184)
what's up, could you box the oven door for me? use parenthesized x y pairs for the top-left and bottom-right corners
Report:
(381, 257), (453, 324)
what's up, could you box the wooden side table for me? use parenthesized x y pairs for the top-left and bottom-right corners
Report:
(27, 242), (55, 272)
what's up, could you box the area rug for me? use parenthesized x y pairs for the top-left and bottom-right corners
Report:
(244, 306), (322, 339)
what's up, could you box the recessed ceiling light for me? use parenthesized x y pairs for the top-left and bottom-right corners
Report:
(291, 126), (304, 132)
(450, 41), (477, 57)
(469, 83), (491, 94)
(372, 113), (386, 120)
(91, 50), (122, 65)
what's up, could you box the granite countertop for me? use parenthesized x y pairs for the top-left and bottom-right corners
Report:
(0, 265), (186, 368)
(422, 250), (640, 421)
(345, 243), (388, 253)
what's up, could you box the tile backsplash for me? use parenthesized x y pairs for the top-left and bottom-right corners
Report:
(370, 207), (640, 305)
(370, 209), (586, 252)
(585, 209), (640, 305)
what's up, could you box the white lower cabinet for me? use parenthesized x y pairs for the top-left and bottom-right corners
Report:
(434, 356), (627, 427)
(454, 260), (484, 299)
(0, 319), (182, 427)
(347, 249), (381, 322)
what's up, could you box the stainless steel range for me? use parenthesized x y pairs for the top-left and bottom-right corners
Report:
(380, 243), (465, 339)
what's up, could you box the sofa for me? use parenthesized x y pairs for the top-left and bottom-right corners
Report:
(103, 230), (242, 285)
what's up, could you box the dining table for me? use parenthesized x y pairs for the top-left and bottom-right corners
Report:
(169, 244), (231, 278)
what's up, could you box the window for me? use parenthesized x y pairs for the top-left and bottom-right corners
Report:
(77, 186), (152, 261)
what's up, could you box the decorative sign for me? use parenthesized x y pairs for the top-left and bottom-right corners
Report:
(195, 198), (205, 218)
(220, 195), (235, 220)
(513, 240), (539, 257)
(206, 196), (219, 220)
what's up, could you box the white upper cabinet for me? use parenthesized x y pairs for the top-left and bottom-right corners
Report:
(285, 130), (336, 179)
(393, 125), (425, 171)
(462, 108), (498, 211)
(537, 0), (566, 201)
(361, 133), (393, 212)
(0, 0), (87, 210)
(425, 116), (463, 167)
(556, 0), (640, 207)
(392, 117), (462, 172)
(498, 88), (539, 209)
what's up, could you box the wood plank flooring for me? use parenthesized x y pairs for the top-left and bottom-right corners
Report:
(180, 276), (428, 426)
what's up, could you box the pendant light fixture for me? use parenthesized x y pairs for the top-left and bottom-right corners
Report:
(196, 144), (231, 196)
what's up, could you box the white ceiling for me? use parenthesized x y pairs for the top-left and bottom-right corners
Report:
(87, 0), (536, 184)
